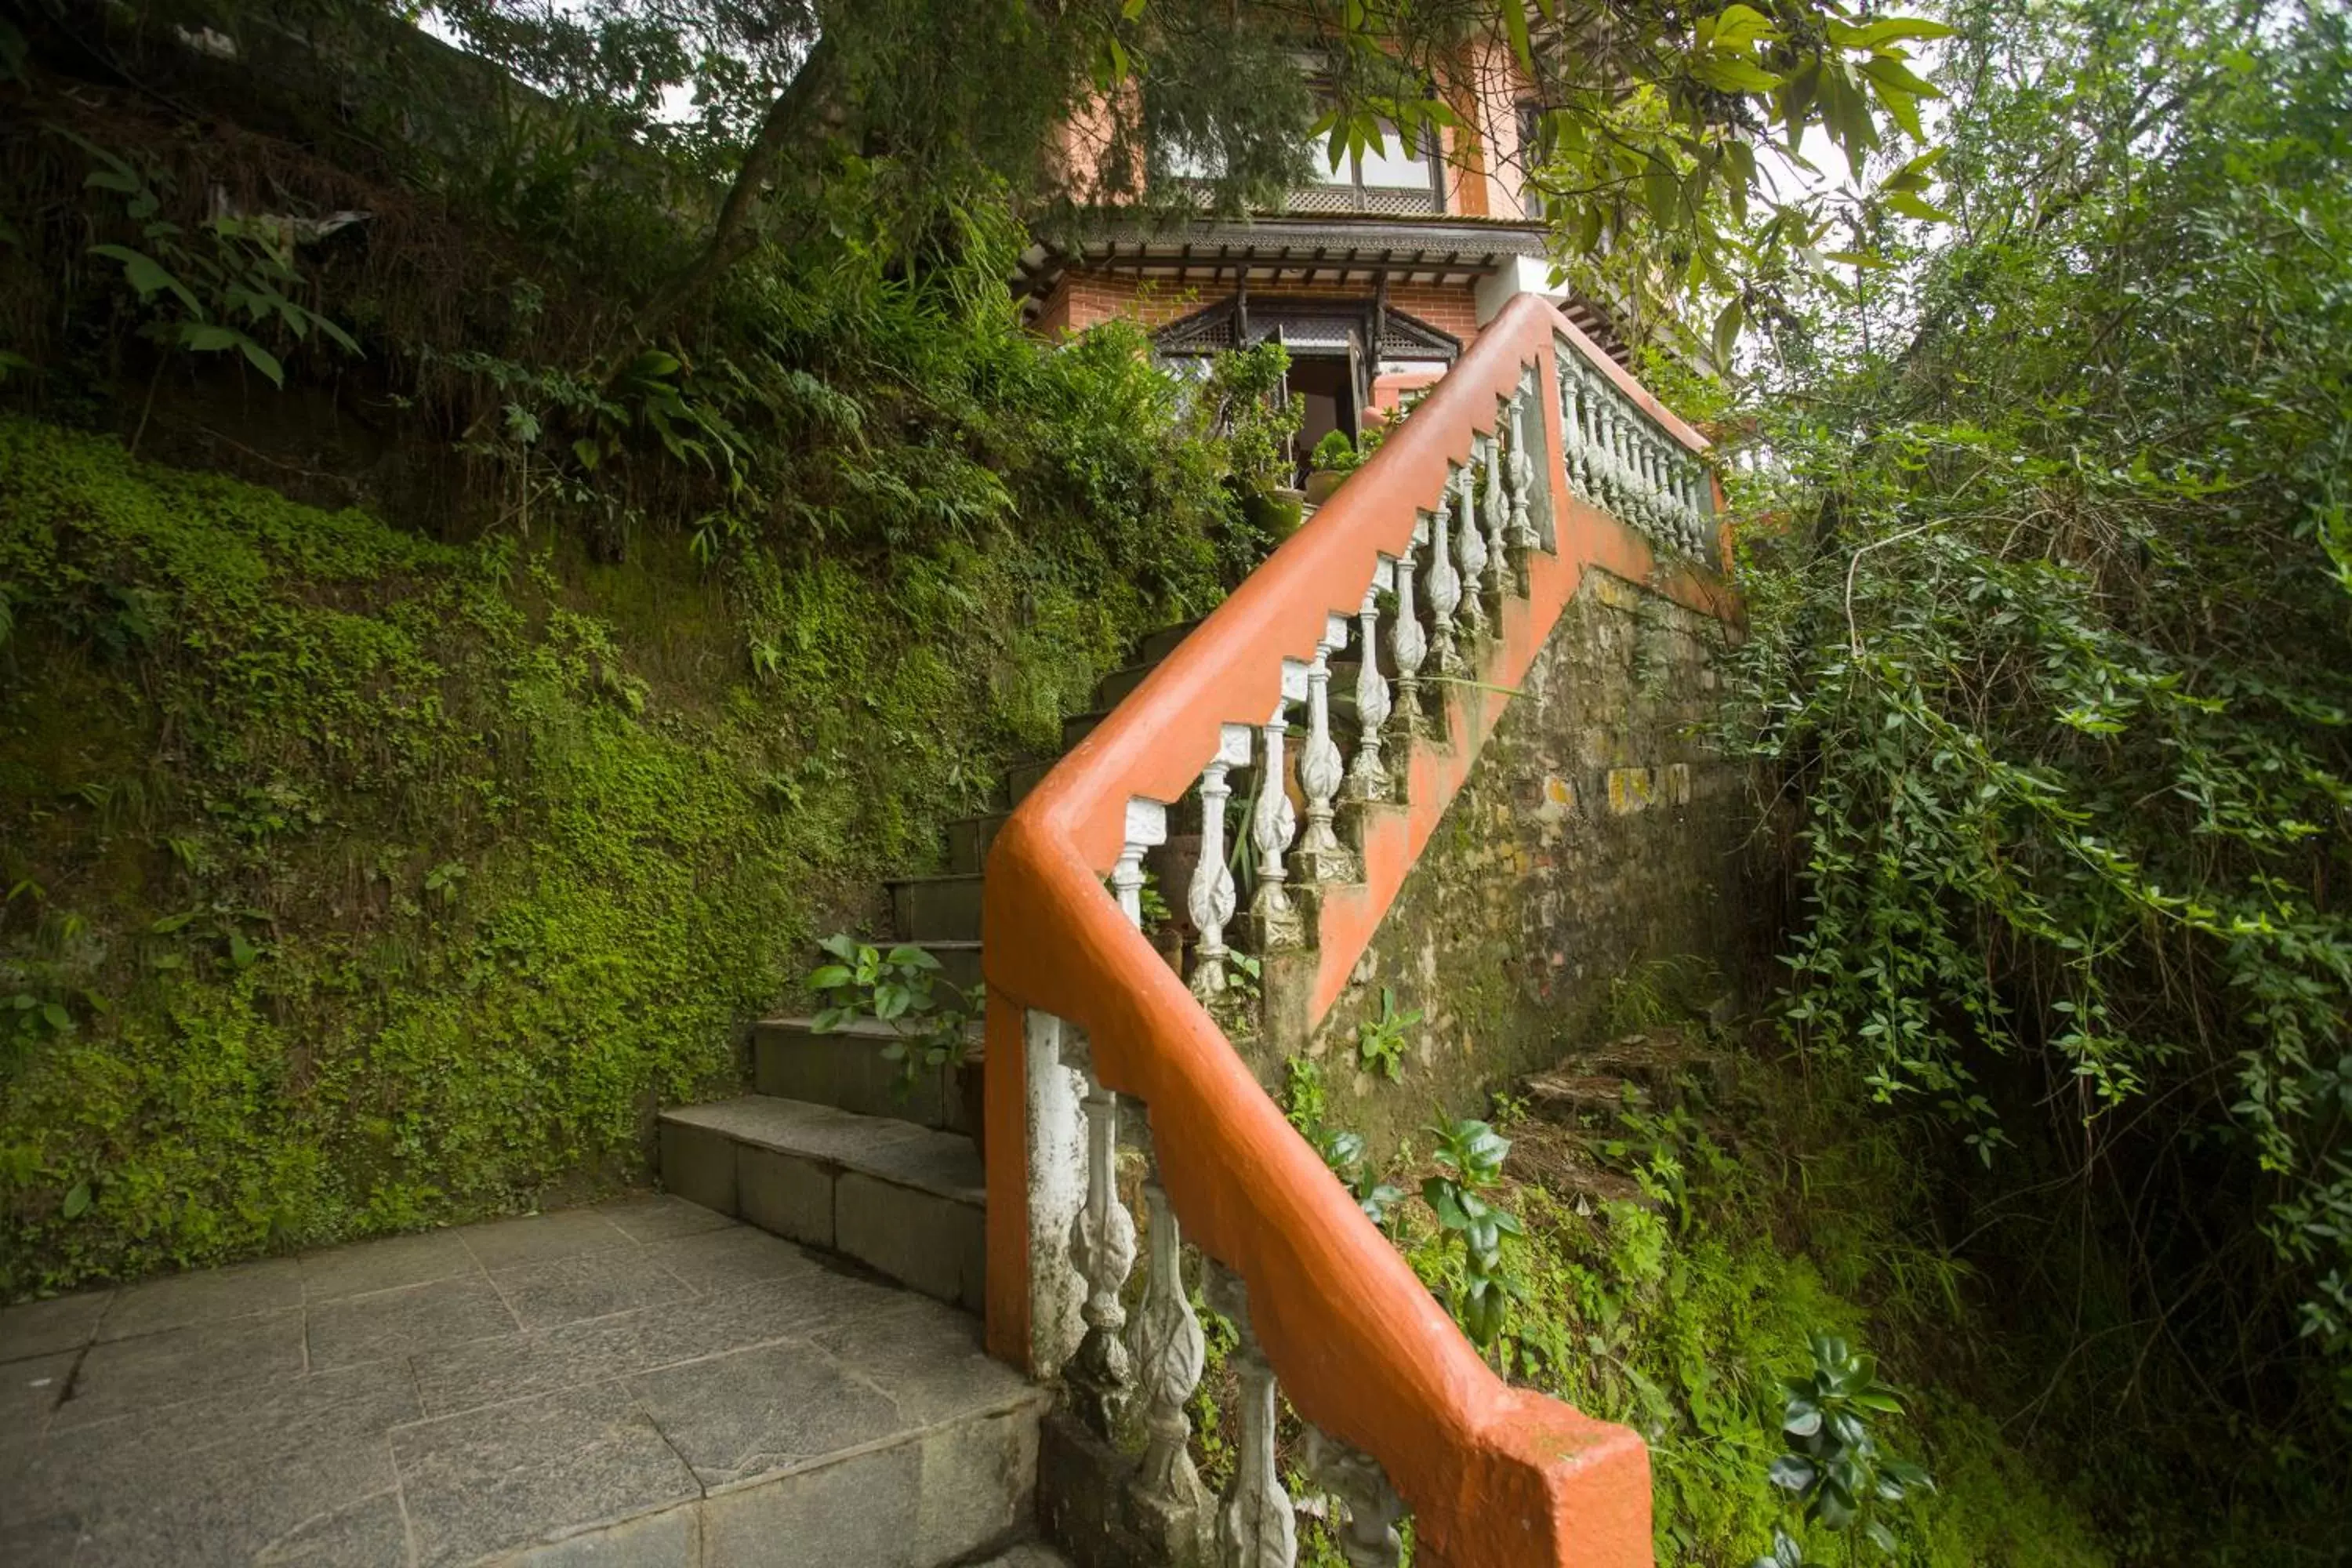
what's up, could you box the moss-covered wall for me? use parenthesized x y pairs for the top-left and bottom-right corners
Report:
(1283, 570), (1756, 1155)
(0, 417), (1171, 1296)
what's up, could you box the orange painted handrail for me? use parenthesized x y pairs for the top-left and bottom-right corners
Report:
(983, 294), (1729, 1567)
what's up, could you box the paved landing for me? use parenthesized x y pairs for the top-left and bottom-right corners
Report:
(0, 1196), (1047, 1566)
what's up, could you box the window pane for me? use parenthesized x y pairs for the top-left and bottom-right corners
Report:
(1302, 133), (1354, 185)
(1357, 122), (1429, 188)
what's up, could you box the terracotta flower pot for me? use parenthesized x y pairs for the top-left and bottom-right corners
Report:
(1304, 468), (1349, 506)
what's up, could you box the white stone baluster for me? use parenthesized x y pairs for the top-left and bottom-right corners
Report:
(1572, 366), (1599, 499)
(1112, 797), (1167, 928)
(1067, 1065), (1136, 1438)
(1248, 665), (1308, 949)
(1389, 520), (1428, 740)
(1454, 455), (1488, 641)
(1300, 1425), (1406, 1568)
(1024, 1011), (1088, 1377)
(1598, 395), (1621, 514)
(1207, 1262), (1295, 1568)
(1617, 416), (1639, 521)
(1293, 614), (1353, 884)
(1129, 1143), (1210, 1549)
(1345, 563), (1392, 803)
(1187, 724), (1253, 1000)
(1480, 421), (1511, 606)
(1427, 472), (1462, 674)
(1555, 347), (1581, 495)
(1507, 392), (1540, 555)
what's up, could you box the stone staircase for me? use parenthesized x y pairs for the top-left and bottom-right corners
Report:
(649, 619), (1207, 1563)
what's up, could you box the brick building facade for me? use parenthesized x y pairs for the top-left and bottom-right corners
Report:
(1017, 43), (1626, 465)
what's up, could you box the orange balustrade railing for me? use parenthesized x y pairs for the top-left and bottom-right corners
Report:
(982, 292), (1730, 1567)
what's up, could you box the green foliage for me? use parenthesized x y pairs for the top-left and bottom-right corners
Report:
(1352, 985), (1421, 1081)
(1365, 1047), (2111, 1566)
(0, 401), (1181, 1292)
(1751, 1331), (1933, 1566)
(1283, 1059), (1407, 1229)
(1722, 2), (2352, 1543)
(1308, 429), (1361, 477)
(1192, 339), (1300, 499)
(1418, 1115), (1526, 1348)
(60, 128), (359, 395)
(804, 933), (980, 1090)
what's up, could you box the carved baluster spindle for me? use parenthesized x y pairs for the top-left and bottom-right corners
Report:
(1584, 386), (1610, 507)
(1427, 470), (1463, 675)
(1507, 393), (1540, 557)
(1559, 350), (1586, 495)
(1583, 372), (1607, 500)
(1248, 672), (1305, 949)
(1637, 437), (1661, 535)
(1206, 1263), (1296, 1568)
(1453, 452), (1488, 641)
(1480, 419), (1511, 610)
(1573, 368), (1599, 499)
(1128, 1142), (1211, 1548)
(1293, 614), (1353, 884)
(1389, 520), (1428, 741)
(1618, 415), (1639, 522)
(1116, 797), (1167, 938)
(1187, 725), (1253, 1001)
(1600, 400), (1625, 514)
(1300, 1425), (1406, 1568)
(1670, 456), (1693, 552)
(1345, 564), (1392, 803)
(1066, 1068), (1137, 1439)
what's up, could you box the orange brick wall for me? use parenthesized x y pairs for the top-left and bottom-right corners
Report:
(1034, 270), (1486, 353)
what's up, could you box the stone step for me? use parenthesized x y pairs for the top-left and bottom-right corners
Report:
(660, 1097), (986, 1314)
(920, 938), (983, 995)
(1138, 619), (1201, 662)
(1092, 659), (1161, 709)
(890, 873), (985, 942)
(0, 1198), (1044, 1568)
(753, 1016), (984, 1134)
(1006, 756), (1057, 806)
(947, 811), (1010, 873)
(1060, 709), (1111, 751)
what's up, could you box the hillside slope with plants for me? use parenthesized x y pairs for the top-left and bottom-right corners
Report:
(1711, 0), (2352, 1557)
(0, 20), (1284, 1294)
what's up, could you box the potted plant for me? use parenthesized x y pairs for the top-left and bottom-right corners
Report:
(1305, 429), (1363, 506)
(1197, 342), (1306, 543)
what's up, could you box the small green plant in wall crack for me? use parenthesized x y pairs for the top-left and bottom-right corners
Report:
(1353, 985), (1421, 1080)
(805, 934), (981, 1091)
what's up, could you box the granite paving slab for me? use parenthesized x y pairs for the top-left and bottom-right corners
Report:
(0, 1195), (1047, 1566)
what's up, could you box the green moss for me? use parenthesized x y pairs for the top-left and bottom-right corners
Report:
(0, 415), (1171, 1292)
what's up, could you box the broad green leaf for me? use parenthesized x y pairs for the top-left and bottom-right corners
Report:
(1694, 57), (1784, 93)
(1875, 82), (1926, 141)
(90, 243), (201, 314)
(181, 323), (243, 353)
(1501, 0), (1534, 73)
(1829, 16), (1958, 49)
(1712, 296), (1745, 367)
(1860, 54), (1942, 99)
(1884, 190), (1957, 223)
(236, 336), (285, 386)
(1708, 5), (1780, 51)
